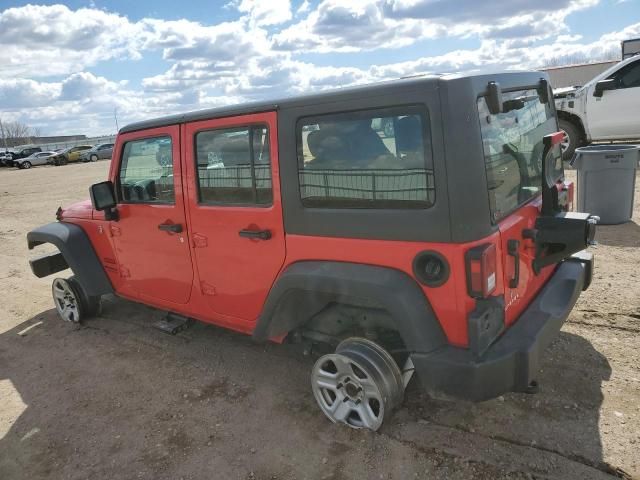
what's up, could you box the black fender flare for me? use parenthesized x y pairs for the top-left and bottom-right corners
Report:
(27, 222), (114, 297)
(253, 261), (447, 354)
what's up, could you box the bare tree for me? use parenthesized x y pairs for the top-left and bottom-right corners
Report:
(542, 48), (621, 68)
(0, 120), (41, 149)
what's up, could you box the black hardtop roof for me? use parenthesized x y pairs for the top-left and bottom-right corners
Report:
(119, 70), (547, 134)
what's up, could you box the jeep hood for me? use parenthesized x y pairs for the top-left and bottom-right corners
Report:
(58, 199), (94, 220)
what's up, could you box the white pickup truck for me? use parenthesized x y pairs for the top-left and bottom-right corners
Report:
(555, 54), (640, 159)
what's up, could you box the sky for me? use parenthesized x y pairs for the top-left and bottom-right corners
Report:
(0, 0), (639, 136)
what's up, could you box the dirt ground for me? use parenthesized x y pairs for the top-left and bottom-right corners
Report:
(0, 161), (638, 480)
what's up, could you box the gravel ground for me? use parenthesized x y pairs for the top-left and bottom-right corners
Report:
(0, 161), (638, 480)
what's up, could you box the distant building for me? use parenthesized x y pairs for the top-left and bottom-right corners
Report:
(539, 60), (618, 89)
(2, 135), (87, 148)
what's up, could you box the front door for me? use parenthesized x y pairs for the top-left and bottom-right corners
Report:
(184, 112), (286, 322)
(111, 126), (194, 304)
(587, 59), (640, 139)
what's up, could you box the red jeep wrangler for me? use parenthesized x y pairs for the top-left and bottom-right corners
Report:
(28, 72), (596, 431)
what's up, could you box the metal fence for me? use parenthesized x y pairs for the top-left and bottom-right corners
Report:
(7, 135), (117, 153)
(198, 164), (272, 189)
(299, 168), (435, 202)
(108, 164), (436, 204)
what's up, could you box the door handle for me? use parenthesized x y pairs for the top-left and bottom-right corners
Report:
(239, 229), (271, 240)
(507, 239), (520, 288)
(158, 223), (183, 233)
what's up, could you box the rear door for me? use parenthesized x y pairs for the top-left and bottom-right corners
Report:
(110, 126), (194, 304)
(478, 88), (559, 325)
(184, 112), (286, 322)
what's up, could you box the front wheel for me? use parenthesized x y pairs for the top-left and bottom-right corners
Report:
(90, 154), (98, 162)
(22, 161), (32, 169)
(311, 338), (404, 431)
(52, 276), (100, 323)
(558, 119), (583, 161)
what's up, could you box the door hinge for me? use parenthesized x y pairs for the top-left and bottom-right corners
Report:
(120, 266), (131, 279)
(192, 233), (208, 248)
(200, 281), (216, 296)
(109, 225), (122, 237)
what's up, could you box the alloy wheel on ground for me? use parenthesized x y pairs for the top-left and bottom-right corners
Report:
(311, 337), (404, 431)
(52, 278), (83, 323)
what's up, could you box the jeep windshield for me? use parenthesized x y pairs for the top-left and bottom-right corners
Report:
(478, 88), (561, 222)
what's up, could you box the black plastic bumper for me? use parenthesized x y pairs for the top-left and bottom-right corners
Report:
(412, 252), (593, 402)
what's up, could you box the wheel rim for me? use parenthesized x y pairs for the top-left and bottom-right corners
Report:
(312, 353), (386, 430)
(24, 162), (31, 168)
(311, 338), (404, 431)
(560, 129), (571, 153)
(52, 278), (80, 323)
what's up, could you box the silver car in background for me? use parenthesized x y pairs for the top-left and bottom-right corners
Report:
(80, 143), (114, 162)
(14, 151), (58, 169)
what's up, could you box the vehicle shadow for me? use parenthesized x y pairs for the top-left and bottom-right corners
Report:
(399, 330), (621, 478)
(596, 221), (640, 248)
(0, 302), (621, 479)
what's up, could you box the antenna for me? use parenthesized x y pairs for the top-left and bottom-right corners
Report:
(114, 108), (119, 132)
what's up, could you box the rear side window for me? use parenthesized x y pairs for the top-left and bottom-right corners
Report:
(118, 136), (174, 203)
(297, 106), (434, 209)
(477, 89), (560, 222)
(195, 125), (272, 205)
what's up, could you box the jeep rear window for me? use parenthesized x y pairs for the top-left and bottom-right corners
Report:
(478, 89), (560, 222)
(297, 106), (434, 209)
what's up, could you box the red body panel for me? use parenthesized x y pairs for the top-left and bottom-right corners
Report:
(496, 198), (554, 326)
(280, 233), (506, 347)
(107, 125), (195, 305)
(182, 112), (287, 322)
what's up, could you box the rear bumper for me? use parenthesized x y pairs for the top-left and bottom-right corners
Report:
(412, 252), (593, 402)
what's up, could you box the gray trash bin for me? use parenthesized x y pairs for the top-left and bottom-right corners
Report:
(573, 145), (639, 225)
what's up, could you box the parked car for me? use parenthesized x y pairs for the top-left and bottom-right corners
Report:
(0, 150), (13, 166)
(28, 72), (597, 431)
(555, 54), (640, 159)
(3, 146), (42, 166)
(13, 151), (57, 169)
(80, 143), (114, 162)
(50, 145), (94, 165)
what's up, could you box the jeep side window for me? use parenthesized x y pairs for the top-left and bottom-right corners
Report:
(118, 136), (175, 203)
(297, 106), (434, 209)
(195, 125), (272, 205)
(477, 89), (558, 222)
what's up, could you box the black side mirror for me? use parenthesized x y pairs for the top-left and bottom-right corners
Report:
(593, 79), (616, 97)
(487, 81), (503, 114)
(538, 78), (550, 104)
(89, 181), (119, 220)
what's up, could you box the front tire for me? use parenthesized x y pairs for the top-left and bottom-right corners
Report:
(558, 118), (583, 161)
(52, 276), (100, 323)
(90, 154), (98, 162)
(22, 161), (32, 169)
(311, 338), (404, 431)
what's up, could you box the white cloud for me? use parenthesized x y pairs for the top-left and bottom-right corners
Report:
(0, 2), (638, 136)
(235, 0), (292, 26)
(0, 4), (144, 77)
(0, 78), (61, 109)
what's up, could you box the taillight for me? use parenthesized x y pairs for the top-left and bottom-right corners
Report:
(465, 244), (497, 298)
